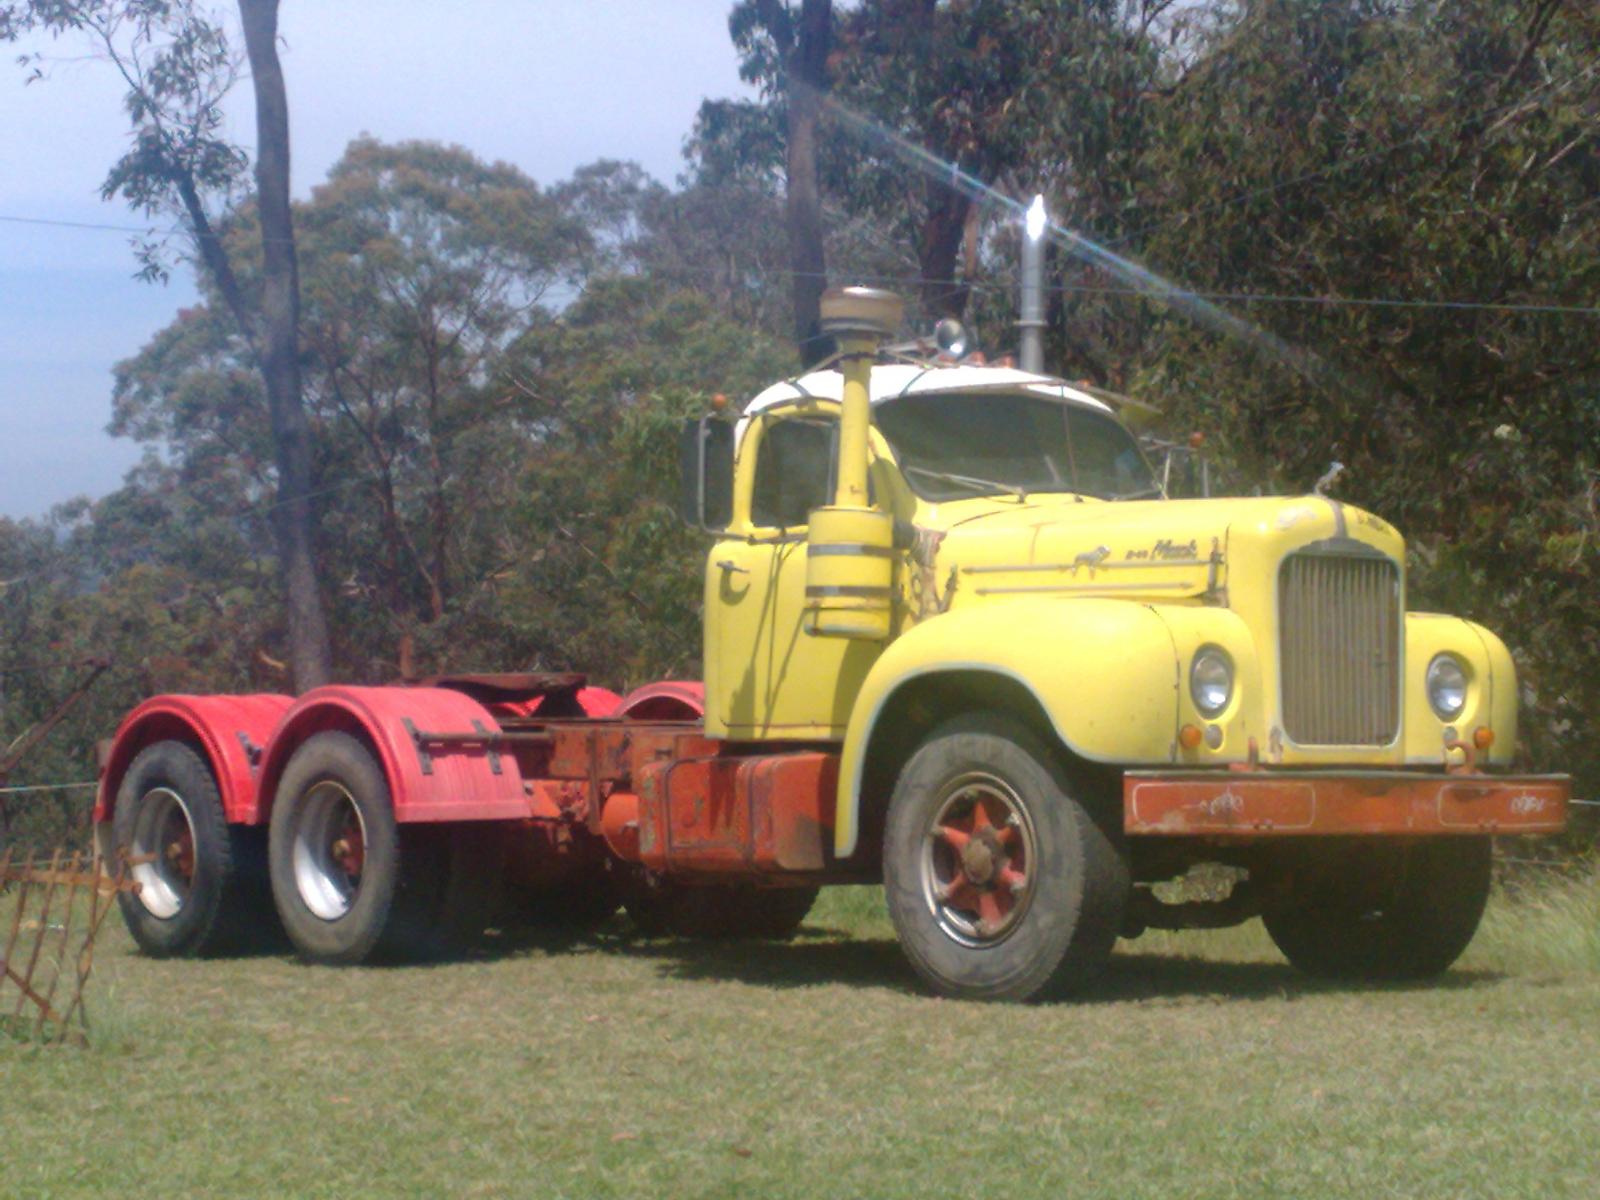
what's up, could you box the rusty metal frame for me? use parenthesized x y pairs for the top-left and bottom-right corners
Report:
(0, 847), (140, 1046)
(403, 719), (555, 777)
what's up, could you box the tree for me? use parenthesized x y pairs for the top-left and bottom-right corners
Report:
(737, 0), (833, 364)
(302, 139), (590, 666)
(237, 0), (328, 689)
(694, 0), (1177, 334)
(493, 275), (793, 682)
(2, 0), (332, 689)
(110, 138), (593, 679)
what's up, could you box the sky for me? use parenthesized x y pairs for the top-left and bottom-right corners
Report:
(0, 1), (755, 519)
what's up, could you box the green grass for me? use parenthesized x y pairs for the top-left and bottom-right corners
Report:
(3, 880), (1598, 1199)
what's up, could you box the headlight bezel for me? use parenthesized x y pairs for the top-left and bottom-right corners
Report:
(1189, 646), (1235, 719)
(1425, 652), (1469, 720)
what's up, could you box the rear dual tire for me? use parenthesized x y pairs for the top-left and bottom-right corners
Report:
(113, 740), (278, 957)
(268, 732), (498, 964)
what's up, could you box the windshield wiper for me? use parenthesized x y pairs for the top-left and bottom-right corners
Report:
(904, 465), (1029, 500)
(1108, 485), (1165, 501)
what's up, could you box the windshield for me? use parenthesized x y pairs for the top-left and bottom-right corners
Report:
(875, 391), (1160, 501)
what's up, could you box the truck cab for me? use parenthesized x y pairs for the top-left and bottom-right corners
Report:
(681, 286), (1567, 997)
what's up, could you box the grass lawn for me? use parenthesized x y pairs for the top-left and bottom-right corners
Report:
(3, 878), (1598, 1199)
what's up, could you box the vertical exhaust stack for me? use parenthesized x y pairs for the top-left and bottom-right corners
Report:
(805, 287), (903, 640)
(1018, 194), (1047, 375)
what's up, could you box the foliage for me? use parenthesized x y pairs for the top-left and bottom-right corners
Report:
(35, 140), (788, 696)
(1, 503), (277, 845)
(693, 0), (1178, 326)
(0, 0), (246, 281)
(490, 276), (790, 683)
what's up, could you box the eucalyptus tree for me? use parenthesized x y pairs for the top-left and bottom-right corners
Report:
(1, 0), (331, 689)
(297, 139), (590, 654)
(692, 0), (1179, 334)
(110, 139), (594, 679)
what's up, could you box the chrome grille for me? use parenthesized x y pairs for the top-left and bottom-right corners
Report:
(1278, 551), (1400, 745)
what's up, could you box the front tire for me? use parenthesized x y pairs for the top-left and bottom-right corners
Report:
(1260, 837), (1492, 980)
(882, 714), (1129, 1002)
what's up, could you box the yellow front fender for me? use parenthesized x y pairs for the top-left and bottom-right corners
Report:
(1402, 613), (1518, 766)
(833, 598), (1263, 856)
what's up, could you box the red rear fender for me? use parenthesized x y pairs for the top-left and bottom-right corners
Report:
(95, 693), (294, 826)
(616, 681), (705, 722)
(255, 686), (532, 824)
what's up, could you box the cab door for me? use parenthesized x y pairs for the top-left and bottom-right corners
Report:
(704, 406), (883, 739)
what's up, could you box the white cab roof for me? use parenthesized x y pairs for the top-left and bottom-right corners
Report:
(743, 362), (1115, 418)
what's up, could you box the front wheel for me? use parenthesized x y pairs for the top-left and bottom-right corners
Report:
(1260, 837), (1492, 980)
(882, 715), (1129, 1002)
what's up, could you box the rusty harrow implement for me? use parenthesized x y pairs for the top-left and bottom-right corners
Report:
(0, 848), (139, 1046)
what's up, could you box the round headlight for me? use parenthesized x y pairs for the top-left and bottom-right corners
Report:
(1190, 647), (1234, 718)
(1426, 654), (1468, 720)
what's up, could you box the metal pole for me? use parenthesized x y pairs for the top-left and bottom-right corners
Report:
(1018, 194), (1046, 374)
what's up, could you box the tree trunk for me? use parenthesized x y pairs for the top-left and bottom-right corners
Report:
(238, 0), (332, 691)
(918, 189), (972, 320)
(423, 338), (449, 624)
(785, 0), (832, 366)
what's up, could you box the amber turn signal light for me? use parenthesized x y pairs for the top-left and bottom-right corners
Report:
(1473, 726), (1494, 750)
(1178, 724), (1203, 750)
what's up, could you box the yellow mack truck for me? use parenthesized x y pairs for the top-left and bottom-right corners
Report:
(95, 286), (1570, 1002)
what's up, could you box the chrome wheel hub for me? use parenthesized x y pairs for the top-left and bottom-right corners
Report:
(128, 787), (196, 920)
(292, 781), (367, 921)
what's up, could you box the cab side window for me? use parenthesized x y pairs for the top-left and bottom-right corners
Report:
(751, 418), (835, 528)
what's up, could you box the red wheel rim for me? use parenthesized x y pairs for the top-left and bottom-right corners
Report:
(920, 772), (1037, 947)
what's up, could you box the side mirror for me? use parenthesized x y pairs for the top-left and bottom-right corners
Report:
(678, 415), (734, 530)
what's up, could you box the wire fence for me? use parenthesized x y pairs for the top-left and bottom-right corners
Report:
(0, 782), (97, 796)
(0, 781), (100, 851)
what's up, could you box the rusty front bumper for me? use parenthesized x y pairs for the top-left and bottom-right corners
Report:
(1124, 770), (1570, 837)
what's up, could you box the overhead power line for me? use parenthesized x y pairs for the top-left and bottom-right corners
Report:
(0, 213), (158, 235)
(642, 259), (1600, 318)
(1036, 282), (1600, 318)
(0, 211), (297, 246)
(5, 215), (1598, 319)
